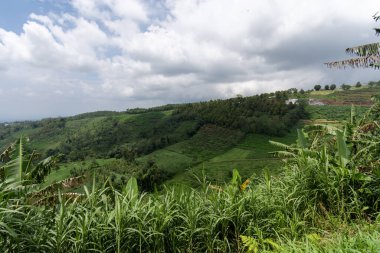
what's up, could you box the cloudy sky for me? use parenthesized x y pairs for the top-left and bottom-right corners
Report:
(0, 0), (379, 121)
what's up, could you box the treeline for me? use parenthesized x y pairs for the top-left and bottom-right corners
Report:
(173, 91), (307, 136)
(0, 91), (308, 162)
(125, 104), (180, 114)
(49, 112), (201, 161)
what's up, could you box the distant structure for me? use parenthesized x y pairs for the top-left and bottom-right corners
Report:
(285, 98), (325, 105)
(285, 99), (298, 105)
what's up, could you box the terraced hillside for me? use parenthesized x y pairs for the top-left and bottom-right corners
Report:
(2, 86), (378, 189)
(309, 85), (380, 105)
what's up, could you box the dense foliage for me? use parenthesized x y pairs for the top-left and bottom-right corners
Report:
(0, 91), (306, 163)
(173, 91), (307, 136)
(0, 100), (378, 252)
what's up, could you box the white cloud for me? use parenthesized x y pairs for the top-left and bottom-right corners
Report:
(0, 0), (379, 120)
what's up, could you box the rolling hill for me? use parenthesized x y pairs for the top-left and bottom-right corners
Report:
(1, 85), (379, 188)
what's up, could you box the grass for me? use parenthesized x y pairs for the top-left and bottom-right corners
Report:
(171, 129), (298, 185)
(3, 157), (380, 252)
(306, 105), (369, 121)
(237, 132), (297, 158)
(44, 158), (116, 186)
(139, 149), (193, 174)
(276, 225), (380, 252)
(167, 125), (245, 161)
(43, 126), (298, 187)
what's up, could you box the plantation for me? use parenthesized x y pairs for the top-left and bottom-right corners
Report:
(2, 1), (380, 252)
(0, 81), (379, 252)
(0, 94), (379, 252)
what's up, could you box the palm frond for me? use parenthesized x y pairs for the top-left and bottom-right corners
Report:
(345, 43), (380, 57)
(374, 12), (380, 21)
(325, 55), (380, 69)
(305, 124), (339, 135)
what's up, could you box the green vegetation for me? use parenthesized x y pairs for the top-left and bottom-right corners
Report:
(310, 85), (380, 105)
(0, 91), (304, 163)
(1, 11), (380, 252)
(0, 100), (379, 252)
(306, 105), (368, 121)
(174, 91), (307, 136)
(174, 131), (298, 185)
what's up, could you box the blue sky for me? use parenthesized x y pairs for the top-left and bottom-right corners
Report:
(0, 0), (379, 121)
(0, 1), (70, 32)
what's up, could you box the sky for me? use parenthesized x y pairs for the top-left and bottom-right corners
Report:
(0, 0), (379, 121)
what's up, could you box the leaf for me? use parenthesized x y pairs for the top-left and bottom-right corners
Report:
(240, 235), (259, 253)
(3, 137), (25, 185)
(350, 104), (356, 125)
(125, 176), (138, 201)
(297, 129), (308, 148)
(270, 151), (296, 158)
(263, 238), (282, 250)
(230, 169), (242, 186)
(346, 43), (380, 57)
(336, 130), (350, 167)
(325, 55), (380, 69)
(306, 233), (321, 243)
(269, 140), (292, 150)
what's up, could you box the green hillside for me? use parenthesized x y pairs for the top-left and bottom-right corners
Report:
(1, 85), (378, 190)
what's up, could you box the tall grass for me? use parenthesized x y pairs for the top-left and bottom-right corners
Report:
(1, 168), (373, 253)
(0, 102), (379, 252)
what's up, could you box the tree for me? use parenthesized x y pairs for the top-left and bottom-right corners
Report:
(325, 13), (380, 69)
(324, 85), (330, 90)
(355, 81), (362, 88)
(314, 85), (322, 91)
(341, 84), (351, 90)
(330, 84), (336, 90)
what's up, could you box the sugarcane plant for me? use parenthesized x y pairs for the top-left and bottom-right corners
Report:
(270, 100), (380, 217)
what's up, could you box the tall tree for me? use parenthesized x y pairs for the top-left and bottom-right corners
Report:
(325, 13), (380, 69)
